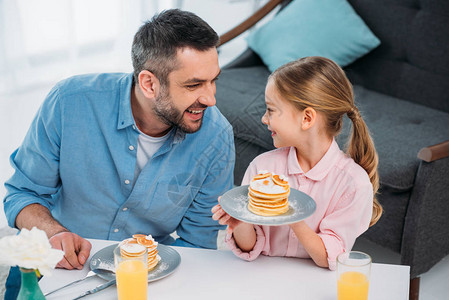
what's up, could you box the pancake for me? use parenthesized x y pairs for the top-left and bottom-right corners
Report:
(248, 172), (290, 216)
(120, 234), (161, 270)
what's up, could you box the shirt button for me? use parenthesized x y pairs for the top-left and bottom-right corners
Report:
(124, 179), (130, 185)
(132, 125), (136, 130)
(122, 207), (128, 211)
(128, 145), (134, 151)
(114, 228), (119, 233)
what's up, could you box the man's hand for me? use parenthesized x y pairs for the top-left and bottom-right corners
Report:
(49, 231), (92, 270)
(15, 204), (93, 269)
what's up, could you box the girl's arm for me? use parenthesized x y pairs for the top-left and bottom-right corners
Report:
(211, 202), (257, 252)
(289, 221), (329, 268)
(232, 223), (257, 252)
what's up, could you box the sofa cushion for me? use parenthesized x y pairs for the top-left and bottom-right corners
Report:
(346, 0), (449, 113)
(247, 0), (380, 72)
(337, 85), (449, 191)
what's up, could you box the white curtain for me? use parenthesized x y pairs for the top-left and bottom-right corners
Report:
(0, 0), (170, 95)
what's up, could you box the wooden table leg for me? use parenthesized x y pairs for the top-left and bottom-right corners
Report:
(409, 277), (420, 300)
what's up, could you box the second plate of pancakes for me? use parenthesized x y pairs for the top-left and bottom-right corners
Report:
(220, 185), (316, 226)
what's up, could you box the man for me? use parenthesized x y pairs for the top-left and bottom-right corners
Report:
(4, 9), (234, 296)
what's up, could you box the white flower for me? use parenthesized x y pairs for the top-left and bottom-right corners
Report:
(0, 227), (64, 276)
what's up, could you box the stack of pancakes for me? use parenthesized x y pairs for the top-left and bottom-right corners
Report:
(248, 172), (290, 216)
(120, 234), (161, 270)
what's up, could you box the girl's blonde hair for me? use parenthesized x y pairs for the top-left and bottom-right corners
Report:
(270, 56), (382, 226)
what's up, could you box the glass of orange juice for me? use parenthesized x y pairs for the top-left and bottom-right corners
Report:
(114, 243), (148, 300)
(337, 251), (371, 300)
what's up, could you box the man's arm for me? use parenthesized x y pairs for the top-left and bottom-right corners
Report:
(16, 204), (91, 270)
(4, 85), (91, 269)
(16, 203), (67, 238)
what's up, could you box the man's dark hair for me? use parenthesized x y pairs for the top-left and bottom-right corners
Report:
(131, 9), (219, 87)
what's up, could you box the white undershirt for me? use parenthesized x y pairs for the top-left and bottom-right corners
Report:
(134, 128), (171, 178)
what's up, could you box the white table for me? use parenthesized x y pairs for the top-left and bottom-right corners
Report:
(39, 239), (410, 299)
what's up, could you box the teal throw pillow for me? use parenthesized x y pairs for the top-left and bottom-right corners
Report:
(247, 0), (380, 72)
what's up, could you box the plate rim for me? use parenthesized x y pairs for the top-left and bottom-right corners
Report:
(220, 185), (316, 226)
(89, 243), (181, 282)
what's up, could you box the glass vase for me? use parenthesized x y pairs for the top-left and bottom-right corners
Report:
(17, 268), (45, 300)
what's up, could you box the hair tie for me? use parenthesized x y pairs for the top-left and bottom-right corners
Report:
(348, 106), (360, 120)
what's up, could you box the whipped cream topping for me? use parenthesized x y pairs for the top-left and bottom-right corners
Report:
(121, 243), (146, 254)
(145, 235), (158, 246)
(278, 174), (288, 182)
(250, 176), (286, 194)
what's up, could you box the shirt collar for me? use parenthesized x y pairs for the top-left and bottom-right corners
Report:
(117, 73), (135, 130)
(288, 139), (341, 181)
(173, 128), (186, 144)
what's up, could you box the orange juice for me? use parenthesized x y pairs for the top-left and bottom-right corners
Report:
(337, 271), (369, 300)
(116, 259), (148, 300)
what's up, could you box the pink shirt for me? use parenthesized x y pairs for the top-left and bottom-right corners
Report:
(225, 140), (373, 270)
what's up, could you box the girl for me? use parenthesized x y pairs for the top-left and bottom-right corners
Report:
(212, 56), (382, 270)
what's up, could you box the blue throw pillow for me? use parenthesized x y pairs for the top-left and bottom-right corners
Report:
(247, 0), (380, 72)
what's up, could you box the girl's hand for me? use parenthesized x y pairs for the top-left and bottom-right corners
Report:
(213, 197), (257, 252)
(211, 197), (242, 234)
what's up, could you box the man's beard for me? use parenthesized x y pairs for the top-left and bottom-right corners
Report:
(152, 89), (206, 134)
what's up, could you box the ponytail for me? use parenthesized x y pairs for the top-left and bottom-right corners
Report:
(347, 107), (382, 226)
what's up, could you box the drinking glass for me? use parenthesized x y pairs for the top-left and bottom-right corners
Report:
(337, 251), (371, 300)
(114, 244), (148, 300)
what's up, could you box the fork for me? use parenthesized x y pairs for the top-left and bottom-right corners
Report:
(44, 270), (97, 296)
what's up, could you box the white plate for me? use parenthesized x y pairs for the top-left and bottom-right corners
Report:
(89, 243), (181, 282)
(220, 185), (316, 226)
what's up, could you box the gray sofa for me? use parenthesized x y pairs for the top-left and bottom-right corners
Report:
(215, 0), (449, 297)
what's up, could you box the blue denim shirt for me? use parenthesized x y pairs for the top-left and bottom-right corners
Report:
(4, 73), (234, 249)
